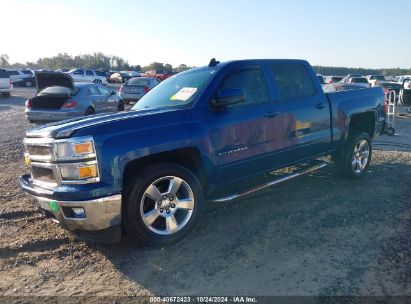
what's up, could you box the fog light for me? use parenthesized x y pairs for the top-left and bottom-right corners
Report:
(72, 207), (86, 219)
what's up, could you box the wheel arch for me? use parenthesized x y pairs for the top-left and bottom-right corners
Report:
(348, 111), (376, 139)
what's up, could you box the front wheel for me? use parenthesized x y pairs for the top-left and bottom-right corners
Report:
(334, 132), (372, 179)
(93, 79), (102, 84)
(125, 163), (203, 245)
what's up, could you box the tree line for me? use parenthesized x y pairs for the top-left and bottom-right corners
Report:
(0, 53), (193, 73)
(1, 53), (410, 76)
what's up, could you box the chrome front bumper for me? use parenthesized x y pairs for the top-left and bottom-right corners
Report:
(29, 194), (122, 231)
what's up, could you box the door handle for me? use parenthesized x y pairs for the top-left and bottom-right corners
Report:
(315, 102), (326, 109)
(264, 111), (280, 118)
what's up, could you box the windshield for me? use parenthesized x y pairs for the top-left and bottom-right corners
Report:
(127, 78), (149, 86)
(131, 68), (215, 110)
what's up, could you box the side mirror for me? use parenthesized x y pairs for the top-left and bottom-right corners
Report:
(212, 88), (245, 109)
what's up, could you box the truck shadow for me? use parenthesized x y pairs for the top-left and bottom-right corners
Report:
(96, 160), (411, 295)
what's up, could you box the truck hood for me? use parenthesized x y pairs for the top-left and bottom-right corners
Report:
(35, 71), (74, 93)
(25, 108), (180, 139)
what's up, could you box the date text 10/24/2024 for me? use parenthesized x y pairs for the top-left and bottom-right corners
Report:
(149, 296), (258, 303)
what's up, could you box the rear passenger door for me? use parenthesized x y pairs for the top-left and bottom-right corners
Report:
(268, 62), (331, 161)
(85, 70), (95, 83)
(72, 69), (85, 82)
(97, 85), (117, 112)
(88, 85), (106, 113)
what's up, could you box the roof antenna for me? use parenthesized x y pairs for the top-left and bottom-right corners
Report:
(208, 58), (220, 67)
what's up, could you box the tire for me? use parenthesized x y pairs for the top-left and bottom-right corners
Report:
(124, 162), (204, 246)
(3, 92), (10, 98)
(334, 132), (372, 179)
(93, 79), (102, 84)
(85, 107), (95, 116)
(25, 80), (33, 87)
(117, 101), (125, 111)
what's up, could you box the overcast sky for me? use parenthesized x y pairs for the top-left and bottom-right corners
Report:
(2, 0), (411, 68)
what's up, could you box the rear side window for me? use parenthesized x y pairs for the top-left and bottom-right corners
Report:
(128, 78), (149, 86)
(7, 70), (20, 76)
(86, 70), (94, 76)
(221, 68), (269, 106)
(74, 69), (84, 75)
(21, 70), (33, 75)
(88, 86), (100, 96)
(0, 69), (9, 78)
(95, 71), (106, 77)
(270, 63), (316, 100)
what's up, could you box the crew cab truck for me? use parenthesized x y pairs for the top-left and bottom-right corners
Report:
(20, 59), (387, 245)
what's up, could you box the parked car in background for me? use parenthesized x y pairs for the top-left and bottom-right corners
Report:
(118, 77), (160, 103)
(25, 71), (124, 123)
(143, 70), (171, 81)
(110, 72), (132, 83)
(399, 77), (411, 106)
(6, 69), (34, 87)
(0, 68), (13, 97)
(66, 69), (108, 85)
(374, 81), (402, 104)
(341, 74), (363, 83)
(323, 83), (367, 93)
(346, 77), (370, 88)
(325, 76), (343, 83)
(96, 70), (111, 84)
(122, 71), (141, 78)
(366, 75), (385, 87)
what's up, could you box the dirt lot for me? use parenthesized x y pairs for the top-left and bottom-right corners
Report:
(0, 88), (410, 299)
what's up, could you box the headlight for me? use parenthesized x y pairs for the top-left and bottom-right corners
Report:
(59, 161), (99, 183)
(54, 136), (96, 161)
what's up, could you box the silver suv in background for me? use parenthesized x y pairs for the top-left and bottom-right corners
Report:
(118, 77), (160, 103)
(0, 69), (13, 97)
(66, 68), (108, 85)
(6, 69), (35, 87)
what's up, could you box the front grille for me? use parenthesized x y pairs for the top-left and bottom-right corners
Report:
(31, 166), (56, 184)
(26, 145), (51, 157)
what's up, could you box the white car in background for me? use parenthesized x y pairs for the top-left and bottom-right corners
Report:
(0, 68), (13, 97)
(6, 69), (34, 86)
(366, 75), (385, 87)
(346, 77), (370, 88)
(66, 68), (108, 85)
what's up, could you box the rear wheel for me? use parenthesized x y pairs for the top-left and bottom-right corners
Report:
(124, 163), (203, 245)
(85, 107), (95, 116)
(93, 79), (102, 84)
(334, 132), (371, 179)
(3, 92), (10, 98)
(25, 80), (33, 87)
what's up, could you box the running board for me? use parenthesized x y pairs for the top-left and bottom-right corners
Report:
(209, 161), (327, 203)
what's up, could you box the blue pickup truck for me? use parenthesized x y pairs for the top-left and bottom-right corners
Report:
(20, 59), (387, 244)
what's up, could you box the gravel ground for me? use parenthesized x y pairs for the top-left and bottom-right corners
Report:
(0, 89), (410, 299)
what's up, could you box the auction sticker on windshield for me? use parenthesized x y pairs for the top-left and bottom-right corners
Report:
(171, 87), (197, 101)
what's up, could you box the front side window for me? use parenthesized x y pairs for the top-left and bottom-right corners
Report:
(74, 69), (84, 75)
(270, 63), (316, 100)
(220, 68), (269, 107)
